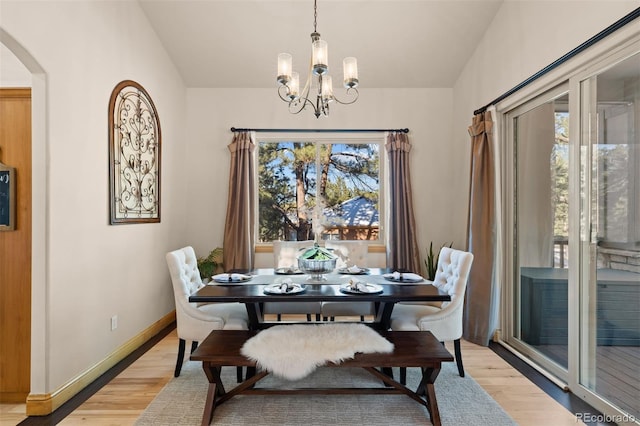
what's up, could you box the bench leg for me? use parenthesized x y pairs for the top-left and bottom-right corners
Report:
(201, 382), (217, 426)
(417, 367), (442, 426)
(399, 367), (407, 385)
(200, 362), (225, 425)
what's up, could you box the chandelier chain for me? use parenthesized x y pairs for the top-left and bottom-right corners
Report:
(313, 0), (318, 33)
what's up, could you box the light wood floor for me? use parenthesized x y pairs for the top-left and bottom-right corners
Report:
(1, 324), (584, 425)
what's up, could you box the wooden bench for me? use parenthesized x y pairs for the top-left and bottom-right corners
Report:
(190, 329), (454, 426)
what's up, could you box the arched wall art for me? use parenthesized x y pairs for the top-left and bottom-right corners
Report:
(108, 80), (161, 224)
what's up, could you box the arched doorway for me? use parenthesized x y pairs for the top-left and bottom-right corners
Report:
(0, 29), (47, 405)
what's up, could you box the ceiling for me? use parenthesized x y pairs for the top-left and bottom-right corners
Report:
(138, 0), (504, 89)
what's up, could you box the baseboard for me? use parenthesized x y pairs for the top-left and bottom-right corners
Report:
(25, 311), (176, 416)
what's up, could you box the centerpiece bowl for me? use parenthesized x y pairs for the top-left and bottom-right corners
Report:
(297, 244), (337, 281)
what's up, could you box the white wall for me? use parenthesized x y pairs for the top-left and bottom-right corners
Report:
(0, 43), (30, 86)
(453, 1), (640, 158)
(0, 1), (187, 395)
(185, 88), (461, 269)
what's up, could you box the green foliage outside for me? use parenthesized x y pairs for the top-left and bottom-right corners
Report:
(258, 140), (380, 242)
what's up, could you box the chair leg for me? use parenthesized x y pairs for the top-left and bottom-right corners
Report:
(174, 338), (186, 377)
(360, 315), (365, 321)
(190, 341), (198, 353)
(277, 314), (282, 321)
(307, 314), (312, 321)
(316, 314), (321, 321)
(237, 366), (243, 383)
(322, 316), (328, 321)
(454, 338), (465, 377)
(399, 367), (407, 385)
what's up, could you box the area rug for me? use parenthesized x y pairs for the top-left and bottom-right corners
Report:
(135, 361), (516, 426)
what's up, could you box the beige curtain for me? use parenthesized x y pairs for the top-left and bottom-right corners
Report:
(385, 132), (420, 273)
(223, 131), (256, 271)
(464, 111), (497, 346)
(517, 103), (555, 267)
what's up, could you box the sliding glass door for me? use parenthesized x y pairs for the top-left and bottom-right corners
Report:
(500, 29), (640, 423)
(505, 85), (570, 381)
(577, 51), (640, 420)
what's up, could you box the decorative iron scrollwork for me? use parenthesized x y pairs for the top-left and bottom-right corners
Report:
(108, 80), (161, 224)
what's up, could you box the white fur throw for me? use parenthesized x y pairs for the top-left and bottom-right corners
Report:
(240, 323), (394, 381)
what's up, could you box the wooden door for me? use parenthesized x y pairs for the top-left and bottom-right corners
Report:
(0, 88), (32, 402)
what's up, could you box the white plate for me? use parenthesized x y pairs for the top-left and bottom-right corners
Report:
(337, 267), (370, 275)
(212, 273), (252, 283)
(263, 283), (307, 295)
(274, 267), (304, 275)
(339, 282), (383, 294)
(383, 273), (423, 283)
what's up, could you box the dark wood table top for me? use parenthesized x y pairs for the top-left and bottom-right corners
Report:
(190, 281), (450, 303)
(189, 269), (450, 330)
(189, 268), (451, 304)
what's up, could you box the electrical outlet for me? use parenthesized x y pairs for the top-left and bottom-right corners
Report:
(111, 315), (118, 331)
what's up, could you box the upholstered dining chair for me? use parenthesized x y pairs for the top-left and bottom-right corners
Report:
(321, 240), (374, 321)
(263, 240), (322, 321)
(390, 247), (474, 379)
(166, 246), (249, 377)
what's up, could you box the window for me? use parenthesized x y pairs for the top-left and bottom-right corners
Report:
(257, 135), (383, 243)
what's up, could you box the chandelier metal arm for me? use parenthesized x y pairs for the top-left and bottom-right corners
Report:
(331, 87), (359, 105)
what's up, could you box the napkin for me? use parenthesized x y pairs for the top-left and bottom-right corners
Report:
(346, 280), (370, 292)
(347, 265), (364, 273)
(383, 271), (424, 282)
(212, 273), (251, 282)
(278, 279), (303, 293)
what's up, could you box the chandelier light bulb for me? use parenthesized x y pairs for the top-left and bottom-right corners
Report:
(312, 39), (328, 75)
(289, 72), (300, 99)
(277, 53), (292, 85)
(321, 75), (333, 101)
(343, 57), (358, 88)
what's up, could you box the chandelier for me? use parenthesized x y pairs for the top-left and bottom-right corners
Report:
(276, 0), (359, 118)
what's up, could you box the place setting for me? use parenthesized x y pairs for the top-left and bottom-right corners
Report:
(337, 265), (370, 275)
(263, 278), (306, 295)
(382, 271), (425, 283)
(211, 272), (253, 283)
(274, 266), (304, 275)
(339, 279), (383, 294)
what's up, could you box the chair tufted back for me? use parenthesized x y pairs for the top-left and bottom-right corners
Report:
(273, 240), (315, 268)
(432, 247), (474, 305)
(324, 240), (368, 269)
(166, 246), (204, 300)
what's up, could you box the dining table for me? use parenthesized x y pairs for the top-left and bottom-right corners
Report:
(189, 268), (451, 330)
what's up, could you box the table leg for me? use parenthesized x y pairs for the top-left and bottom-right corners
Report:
(375, 302), (395, 330)
(244, 302), (262, 330)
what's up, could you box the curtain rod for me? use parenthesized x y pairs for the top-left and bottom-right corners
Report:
(473, 7), (640, 115)
(230, 127), (409, 133)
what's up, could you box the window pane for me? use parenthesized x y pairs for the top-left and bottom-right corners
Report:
(514, 92), (570, 372)
(257, 139), (380, 243)
(321, 143), (379, 241)
(580, 52), (640, 420)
